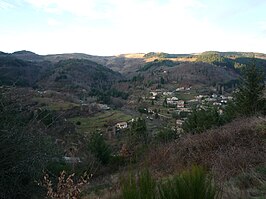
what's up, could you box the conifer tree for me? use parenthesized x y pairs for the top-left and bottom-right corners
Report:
(234, 60), (265, 116)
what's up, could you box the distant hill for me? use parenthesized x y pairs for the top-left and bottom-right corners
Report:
(0, 51), (8, 56)
(0, 53), (122, 94)
(202, 51), (266, 59)
(144, 52), (192, 58)
(0, 55), (51, 86)
(44, 53), (145, 74)
(12, 50), (44, 62)
(38, 59), (122, 93)
(135, 60), (239, 87)
(5, 50), (266, 75)
(195, 51), (266, 73)
(1, 50), (265, 90)
(138, 59), (179, 72)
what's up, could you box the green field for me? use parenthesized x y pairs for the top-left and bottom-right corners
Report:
(33, 97), (79, 111)
(175, 91), (197, 101)
(69, 110), (132, 134)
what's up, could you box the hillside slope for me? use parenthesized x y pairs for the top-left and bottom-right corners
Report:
(38, 59), (122, 93)
(134, 60), (239, 87)
(44, 53), (145, 74)
(0, 55), (52, 86)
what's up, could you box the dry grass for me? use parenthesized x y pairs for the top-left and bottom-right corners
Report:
(144, 117), (266, 181)
(80, 117), (266, 198)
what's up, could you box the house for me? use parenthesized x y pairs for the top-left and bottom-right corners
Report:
(176, 119), (183, 126)
(176, 119), (184, 127)
(149, 96), (156, 100)
(220, 95), (227, 99)
(63, 156), (81, 164)
(163, 92), (173, 96)
(98, 104), (110, 110)
(227, 96), (233, 100)
(150, 91), (158, 97)
(179, 107), (192, 112)
(115, 122), (128, 129)
(196, 95), (207, 100)
(177, 100), (185, 108)
(176, 87), (185, 91)
(213, 102), (222, 106)
(204, 98), (216, 102)
(188, 99), (199, 103)
(167, 97), (179, 105)
(212, 94), (218, 98)
(221, 100), (227, 104)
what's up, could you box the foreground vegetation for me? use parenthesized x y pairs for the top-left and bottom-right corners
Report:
(121, 166), (219, 199)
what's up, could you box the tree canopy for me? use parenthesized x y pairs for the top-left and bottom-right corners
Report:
(233, 60), (265, 116)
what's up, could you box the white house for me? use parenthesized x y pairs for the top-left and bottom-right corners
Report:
(163, 92), (173, 96)
(115, 122), (128, 129)
(177, 100), (185, 108)
(63, 156), (81, 164)
(176, 119), (184, 127)
(167, 97), (179, 105)
(150, 91), (158, 97)
(176, 87), (185, 91)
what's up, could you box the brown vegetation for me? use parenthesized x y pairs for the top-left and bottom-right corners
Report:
(42, 171), (91, 199)
(144, 117), (266, 181)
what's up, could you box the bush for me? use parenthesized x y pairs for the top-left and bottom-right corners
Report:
(156, 128), (176, 143)
(88, 132), (111, 165)
(158, 166), (220, 199)
(42, 170), (90, 199)
(182, 107), (224, 134)
(121, 169), (156, 199)
(121, 166), (220, 199)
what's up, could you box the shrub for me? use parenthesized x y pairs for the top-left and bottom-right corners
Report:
(156, 128), (176, 143)
(182, 106), (223, 134)
(88, 132), (111, 165)
(42, 170), (90, 199)
(121, 169), (156, 199)
(121, 166), (220, 199)
(158, 166), (220, 199)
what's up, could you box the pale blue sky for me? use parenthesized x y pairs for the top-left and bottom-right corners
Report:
(0, 0), (266, 55)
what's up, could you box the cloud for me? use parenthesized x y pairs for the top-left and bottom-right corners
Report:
(24, 0), (204, 20)
(0, 0), (14, 9)
(24, 0), (114, 18)
(47, 18), (61, 26)
(258, 21), (266, 31)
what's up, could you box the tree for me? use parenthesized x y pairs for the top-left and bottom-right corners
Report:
(182, 106), (223, 134)
(0, 89), (58, 199)
(156, 127), (176, 143)
(234, 60), (265, 116)
(130, 118), (148, 144)
(88, 132), (111, 165)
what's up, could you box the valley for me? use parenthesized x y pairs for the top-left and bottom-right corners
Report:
(0, 50), (265, 198)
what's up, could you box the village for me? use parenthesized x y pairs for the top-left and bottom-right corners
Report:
(83, 84), (236, 143)
(136, 85), (234, 133)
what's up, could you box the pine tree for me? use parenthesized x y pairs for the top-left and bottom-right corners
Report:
(88, 132), (111, 165)
(234, 60), (265, 116)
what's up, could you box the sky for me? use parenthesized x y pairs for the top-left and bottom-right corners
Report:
(0, 0), (266, 55)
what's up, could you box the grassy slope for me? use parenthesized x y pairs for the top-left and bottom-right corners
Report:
(32, 97), (80, 111)
(143, 117), (266, 198)
(70, 110), (132, 134)
(81, 117), (265, 199)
